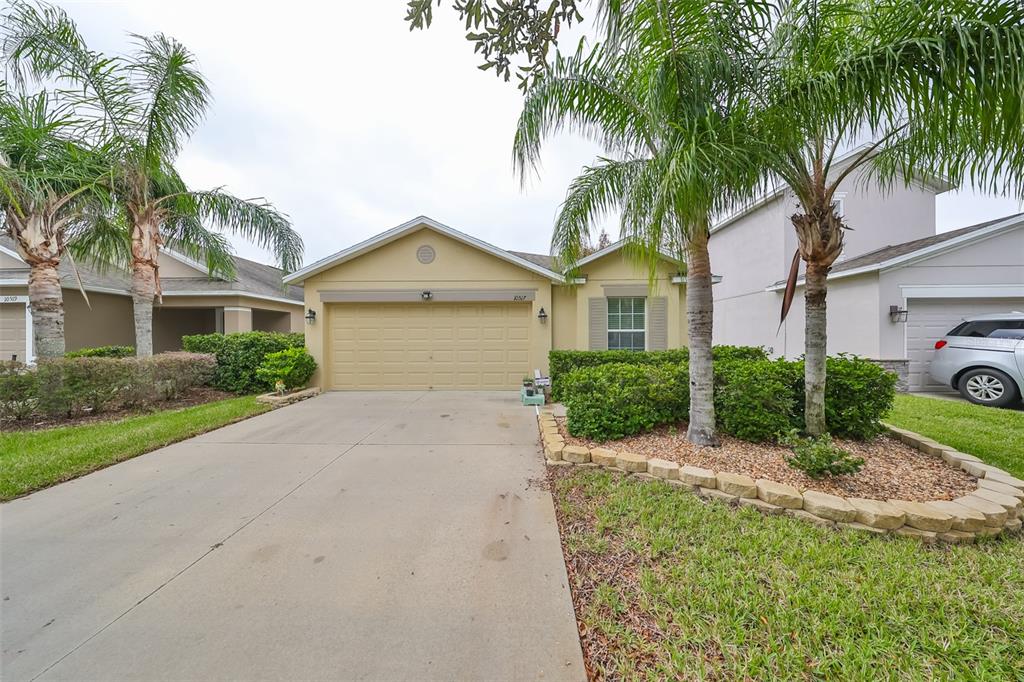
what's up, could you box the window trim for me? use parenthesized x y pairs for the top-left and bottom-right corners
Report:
(606, 296), (647, 351)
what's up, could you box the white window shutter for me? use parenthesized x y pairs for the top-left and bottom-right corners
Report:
(588, 298), (608, 350)
(648, 297), (668, 350)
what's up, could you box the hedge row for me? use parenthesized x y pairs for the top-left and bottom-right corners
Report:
(549, 346), (768, 400)
(182, 332), (305, 394)
(65, 345), (135, 358)
(0, 353), (216, 421)
(562, 355), (896, 442)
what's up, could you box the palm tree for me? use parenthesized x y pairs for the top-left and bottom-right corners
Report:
(0, 86), (113, 359)
(514, 1), (768, 446)
(759, 0), (1024, 434)
(3, 1), (304, 356)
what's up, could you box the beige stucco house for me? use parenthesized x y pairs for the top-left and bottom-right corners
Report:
(283, 216), (687, 390)
(1, 235), (304, 362)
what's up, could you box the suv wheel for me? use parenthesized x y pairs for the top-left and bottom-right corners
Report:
(957, 368), (1020, 407)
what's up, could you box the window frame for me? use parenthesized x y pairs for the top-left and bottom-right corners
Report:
(607, 296), (647, 351)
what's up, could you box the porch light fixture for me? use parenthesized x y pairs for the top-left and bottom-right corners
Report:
(537, 307), (548, 323)
(888, 305), (909, 323)
(421, 290), (433, 301)
(305, 308), (317, 325)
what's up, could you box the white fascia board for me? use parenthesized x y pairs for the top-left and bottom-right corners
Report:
(161, 290), (302, 306)
(0, 278), (29, 286)
(901, 284), (1024, 299)
(572, 240), (681, 269)
(765, 214), (1024, 292)
(0, 244), (27, 263)
(162, 248), (213, 275)
(283, 215), (564, 284)
(671, 274), (724, 284)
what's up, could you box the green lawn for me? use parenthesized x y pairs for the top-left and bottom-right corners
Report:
(0, 396), (269, 501)
(554, 469), (1024, 681)
(886, 394), (1024, 478)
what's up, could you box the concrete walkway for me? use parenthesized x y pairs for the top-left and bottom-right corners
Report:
(1, 392), (584, 681)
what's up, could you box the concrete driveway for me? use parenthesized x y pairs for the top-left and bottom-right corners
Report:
(1, 392), (584, 681)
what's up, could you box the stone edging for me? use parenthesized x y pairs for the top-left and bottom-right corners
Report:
(537, 410), (1023, 544)
(256, 387), (321, 407)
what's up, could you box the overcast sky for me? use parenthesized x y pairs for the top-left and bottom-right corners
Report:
(54, 1), (1024, 268)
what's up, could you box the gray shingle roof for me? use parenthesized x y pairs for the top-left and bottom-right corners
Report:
(508, 250), (555, 269)
(1, 235), (301, 302)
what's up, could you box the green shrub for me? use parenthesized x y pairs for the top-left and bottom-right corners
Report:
(0, 362), (38, 420)
(713, 360), (800, 442)
(65, 345), (135, 358)
(824, 355), (897, 439)
(563, 362), (689, 440)
(60, 358), (133, 414)
(182, 331), (305, 394)
(782, 429), (865, 478)
(256, 347), (317, 391)
(708, 345), (770, 362)
(149, 353), (218, 401)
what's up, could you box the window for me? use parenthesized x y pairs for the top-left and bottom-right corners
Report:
(948, 320), (1024, 338)
(608, 297), (645, 350)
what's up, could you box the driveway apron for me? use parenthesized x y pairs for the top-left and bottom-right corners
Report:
(1, 391), (584, 681)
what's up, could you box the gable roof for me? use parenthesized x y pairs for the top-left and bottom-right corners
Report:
(766, 212), (1024, 290)
(282, 216), (564, 284)
(0, 235), (301, 303)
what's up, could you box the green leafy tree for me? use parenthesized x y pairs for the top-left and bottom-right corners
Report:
(3, 1), (304, 357)
(0, 86), (113, 359)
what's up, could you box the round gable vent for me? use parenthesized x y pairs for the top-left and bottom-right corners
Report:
(416, 245), (436, 264)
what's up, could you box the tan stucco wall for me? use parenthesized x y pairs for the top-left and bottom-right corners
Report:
(64, 291), (136, 351)
(560, 250), (686, 350)
(154, 307), (217, 352)
(301, 226), (554, 387)
(1, 250), (26, 269)
(158, 295), (303, 332)
(158, 252), (205, 278)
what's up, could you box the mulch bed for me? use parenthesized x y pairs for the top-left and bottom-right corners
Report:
(1, 387), (233, 432)
(557, 418), (978, 502)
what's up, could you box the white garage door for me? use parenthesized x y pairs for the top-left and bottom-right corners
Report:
(327, 302), (531, 390)
(0, 302), (27, 362)
(906, 298), (1024, 391)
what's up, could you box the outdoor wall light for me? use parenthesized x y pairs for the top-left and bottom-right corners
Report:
(537, 307), (548, 323)
(888, 305), (909, 323)
(305, 308), (317, 325)
(421, 290), (433, 301)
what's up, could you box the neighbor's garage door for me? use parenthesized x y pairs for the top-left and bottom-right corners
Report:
(0, 302), (27, 362)
(906, 297), (1024, 392)
(327, 302), (531, 389)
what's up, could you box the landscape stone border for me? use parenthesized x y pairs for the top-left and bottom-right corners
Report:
(256, 387), (321, 407)
(537, 410), (1023, 544)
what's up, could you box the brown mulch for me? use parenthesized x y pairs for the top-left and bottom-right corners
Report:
(557, 419), (977, 502)
(1, 387), (233, 432)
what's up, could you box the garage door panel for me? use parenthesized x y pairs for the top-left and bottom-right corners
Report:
(328, 302), (531, 389)
(906, 298), (1024, 392)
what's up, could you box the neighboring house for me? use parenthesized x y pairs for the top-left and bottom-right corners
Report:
(708, 153), (1024, 392)
(0, 236), (304, 361)
(284, 216), (687, 390)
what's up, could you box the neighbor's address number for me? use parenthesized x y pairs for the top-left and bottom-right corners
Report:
(2, 296), (24, 304)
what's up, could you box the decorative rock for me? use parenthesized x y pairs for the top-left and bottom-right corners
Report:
(577, 462), (601, 469)
(679, 466), (717, 488)
(960, 461), (1008, 478)
(716, 473), (757, 498)
(544, 442), (564, 461)
(971, 487), (1022, 513)
(838, 521), (888, 536)
(847, 498), (906, 530)
(986, 472), (1024, 490)
(894, 526), (938, 544)
(886, 499), (953, 532)
(978, 478), (1024, 500)
(941, 450), (981, 466)
(785, 509), (835, 529)
(915, 439), (946, 457)
(616, 452), (648, 473)
(739, 497), (782, 515)
(647, 458), (680, 479)
(700, 487), (737, 504)
(976, 525), (1003, 538)
(665, 479), (695, 490)
(562, 446), (591, 464)
(589, 448), (618, 467)
(953, 496), (1008, 527)
(802, 490), (857, 523)
(756, 480), (803, 509)
(925, 501), (986, 532)
(1005, 517), (1023, 533)
(546, 459), (573, 467)
(632, 472), (658, 481)
(938, 530), (975, 545)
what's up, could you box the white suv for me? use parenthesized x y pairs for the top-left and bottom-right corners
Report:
(928, 312), (1024, 407)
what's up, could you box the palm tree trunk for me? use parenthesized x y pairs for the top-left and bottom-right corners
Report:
(804, 259), (828, 436)
(27, 260), (65, 359)
(130, 218), (162, 357)
(685, 223), (718, 446)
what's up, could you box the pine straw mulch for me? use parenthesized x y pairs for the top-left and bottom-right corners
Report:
(557, 418), (978, 502)
(1, 387), (234, 432)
